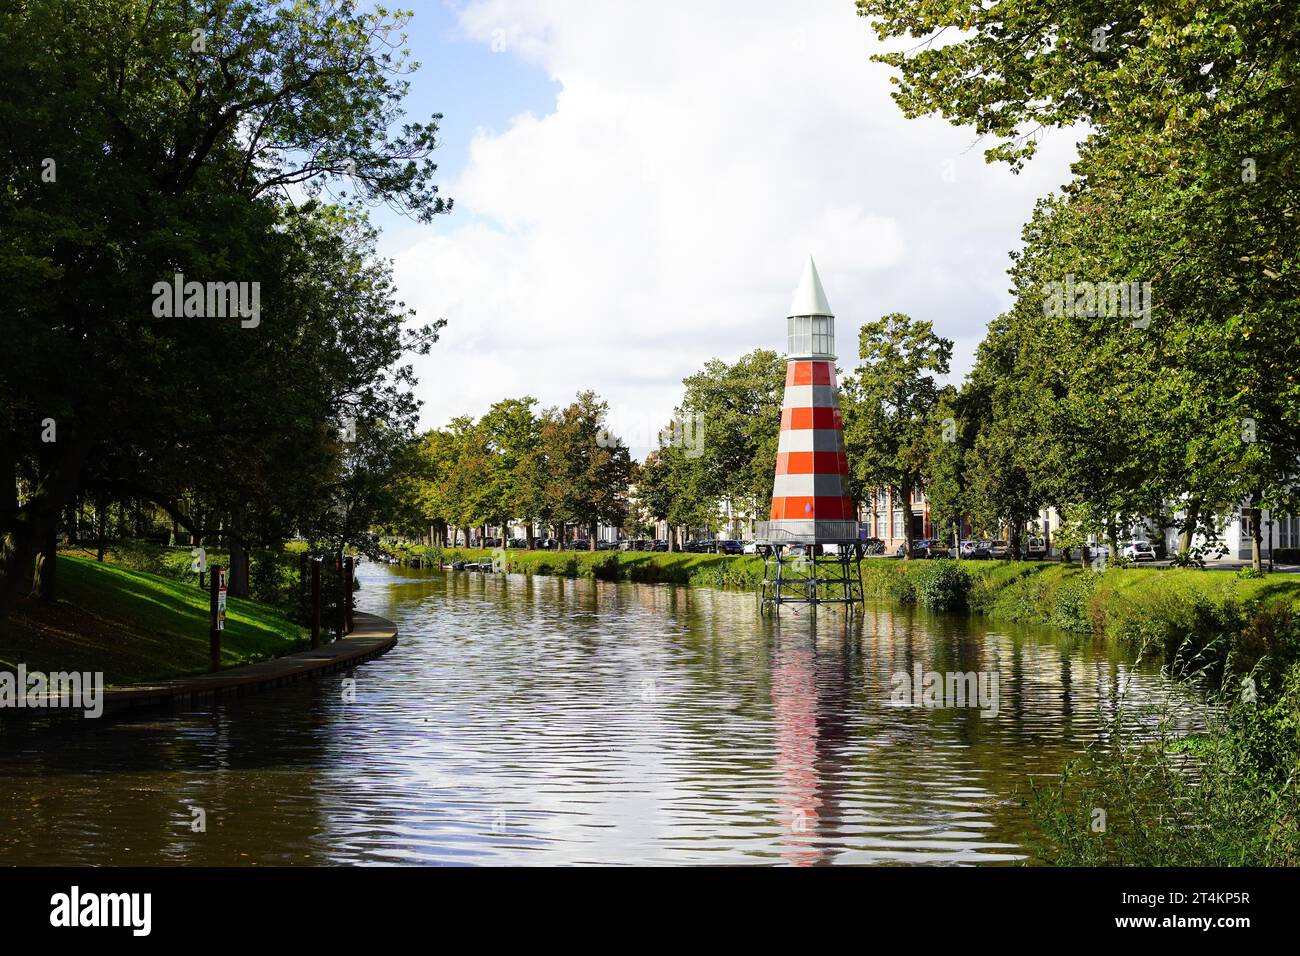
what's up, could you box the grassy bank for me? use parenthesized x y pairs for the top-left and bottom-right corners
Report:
(0, 554), (306, 685)
(406, 545), (769, 588)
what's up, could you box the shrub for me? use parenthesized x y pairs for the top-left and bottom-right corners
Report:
(911, 560), (971, 611)
(1051, 570), (1100, 633)
(590, 553), (621, 581)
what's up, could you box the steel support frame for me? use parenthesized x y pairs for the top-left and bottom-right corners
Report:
(758, 542), (865, 612)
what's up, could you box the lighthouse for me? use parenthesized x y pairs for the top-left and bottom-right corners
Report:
(758, 257), (864, 609)
(766, 256), (858, 541)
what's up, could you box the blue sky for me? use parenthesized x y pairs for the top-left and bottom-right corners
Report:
(372, 2), (1080, 457)
(367, 3), (558, 245)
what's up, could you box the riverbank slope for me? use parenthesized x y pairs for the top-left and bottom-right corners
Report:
(0, 554), (306, 684)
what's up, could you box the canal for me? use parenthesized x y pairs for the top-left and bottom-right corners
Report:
(0, 562), (1200, 865)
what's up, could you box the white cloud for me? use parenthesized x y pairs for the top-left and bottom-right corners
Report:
(393, 0), (1079, 454)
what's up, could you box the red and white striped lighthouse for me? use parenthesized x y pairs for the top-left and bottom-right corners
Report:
(766, 257), (858, 542)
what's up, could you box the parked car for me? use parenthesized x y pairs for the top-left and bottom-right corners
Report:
(537, 538), (558, 550)
(596, 540), (618, 551)
(651, 539), (670, 552)
(1023, 537), (1047, 560)
(507, 538), (527, 549)
(896, 539), (932, 559)
(619, 539), (648, 552)
(955, 539), (991, 560)
(572, 539), (591, 550)
(716, 539), (743, 555)
(1122, 540), (1157, 562)
(742, 540), (760, 554)
(987, 540), (1010, 559)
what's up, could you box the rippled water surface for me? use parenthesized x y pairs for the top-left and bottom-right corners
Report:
(0, 564), (1200, 865)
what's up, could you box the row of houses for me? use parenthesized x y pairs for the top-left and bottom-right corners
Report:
(453, 486), (1298, 559)
(861, 489), (1300, 560)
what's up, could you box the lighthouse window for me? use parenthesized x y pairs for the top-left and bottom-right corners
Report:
(811, 316), (833, 355)
(787, 316), (812, 356)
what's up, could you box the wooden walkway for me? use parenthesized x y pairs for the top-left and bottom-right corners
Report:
(94, 611), (398, 716)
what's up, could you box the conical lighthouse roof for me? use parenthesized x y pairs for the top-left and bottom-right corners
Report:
(787, 255), (833, 318)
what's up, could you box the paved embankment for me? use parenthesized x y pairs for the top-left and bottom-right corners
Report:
(89, 611), (397, 717)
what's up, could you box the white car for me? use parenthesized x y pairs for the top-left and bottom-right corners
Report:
(1122, 540), (1157, 561)
(742, 541), (759, 554)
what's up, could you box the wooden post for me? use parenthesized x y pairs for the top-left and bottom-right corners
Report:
(344, 556), (354, 635)
(336, 552), (345, 642)
(310, 557), (321, 649)
(209, 565), (224, 672)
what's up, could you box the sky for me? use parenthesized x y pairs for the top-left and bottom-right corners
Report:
(372, 0), (1082, 457)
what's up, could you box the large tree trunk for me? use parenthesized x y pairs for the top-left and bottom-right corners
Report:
(0, 438), (91, 620)
(525, 522), (535, 550)
(1177, 496), (1201, 560)
(1248, 496), (1263, 572)
(900, 479), (915, 558)
(588, 520), (597, 551)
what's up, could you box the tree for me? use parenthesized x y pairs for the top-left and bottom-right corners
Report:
(921, 388), (966, 554)
(0, 0), (452, 615)
(635, 438), (705, 552)
(539, 393), (630, 550)
(478, 398), (542, 547)
(842, 314), (953, 557)
(677, 350), (786, 529)
(858, 0), (1300, 571)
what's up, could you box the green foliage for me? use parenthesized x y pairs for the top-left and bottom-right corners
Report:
(1029, 664), (1300, 866)
(841, 313), (952, 549)
(1, 0), (452, 614)
(857, 0), (1300, 570)
(409, 392), (630, 548)
(910, 560), (972, 611)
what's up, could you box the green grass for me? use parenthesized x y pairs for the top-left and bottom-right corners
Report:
(0, 554), (307, 685)
(400, 545), (771, 588)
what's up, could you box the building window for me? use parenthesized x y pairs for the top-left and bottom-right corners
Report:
(892, 511), (904, 537)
